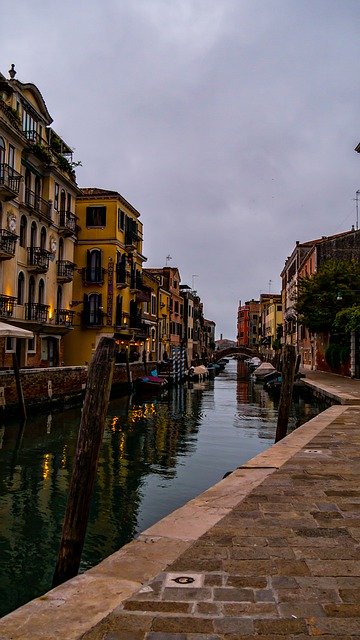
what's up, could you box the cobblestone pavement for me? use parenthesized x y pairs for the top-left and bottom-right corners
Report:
(83, 403), (360, 639)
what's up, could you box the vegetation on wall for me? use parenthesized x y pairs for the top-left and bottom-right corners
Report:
(296, 259), (360, 334)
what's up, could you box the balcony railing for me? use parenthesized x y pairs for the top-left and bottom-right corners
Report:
(54, 308), (75, 327)
(25, 302), (49, 323)
(130, 274), (143, 291)
(24, 130), (48, 146)
(27, 247), (51, 272)
(59, 211), (77, 236)
(57, 260), (76, 282)
(81, 267), (105, 285)
(24, 187), (51, 219)
(125, 231), (139, 248)
(0, 294), (16, 317)
(129, 314), (146, 330)
(0, 164), (22, 199)
(82, 308), (103, 327)
(116, 265), (130, 288)
(0, 229), (17, 259)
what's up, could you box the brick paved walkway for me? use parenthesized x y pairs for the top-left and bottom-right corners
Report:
(83, 403), (360, 639)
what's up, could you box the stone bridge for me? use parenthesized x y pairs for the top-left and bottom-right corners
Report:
(213, 346), (259, 362)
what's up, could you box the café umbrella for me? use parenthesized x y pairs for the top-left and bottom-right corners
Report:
(0, 321), (34, 419)
(0, 321), (34, 339)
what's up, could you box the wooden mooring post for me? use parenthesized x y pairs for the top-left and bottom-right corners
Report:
(275, 344), (296, 443)
(52, 336), (117, 587)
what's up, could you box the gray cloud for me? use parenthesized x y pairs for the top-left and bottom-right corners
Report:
(2, 0), (360, 337)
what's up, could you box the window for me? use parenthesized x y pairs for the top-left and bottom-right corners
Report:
(17, 272), (25, 304)
(151, 294), (156, 316)
(174, 301), (179, 314)
(27, 336), (36, 352)
(0, 137), (5, 168)
(8, 144), (15, 169)
(60, 189), (66, 213)
(54, 183), (59, 210)
(5, 337), (15, 352)
(118, 209), (125, 231)
(19, 215), (27, 247)
(86, 206), (106, 227)
(38, 279), (45, 304)
(40, 226), (46, 250)
(87, 249), (102, 282)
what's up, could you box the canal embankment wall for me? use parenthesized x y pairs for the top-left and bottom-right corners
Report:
(0, 370), (358, 640)
(0, 362), (148, 414)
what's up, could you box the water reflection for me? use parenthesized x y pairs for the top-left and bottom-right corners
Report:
(0, 360), (322, 617)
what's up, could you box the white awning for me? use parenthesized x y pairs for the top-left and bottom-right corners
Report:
(0, 322), (34, 339)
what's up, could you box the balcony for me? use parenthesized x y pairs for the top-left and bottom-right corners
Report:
(125, 230), (139, 250)
(129, 313), (146, 331)
(57, 260), (76, 283)
(81, 267), (106, 285)
(0, 294), (16, 317)
(24, 130), (48, 146)
(0, 164), (22, 200)
(25, 302), (49, 323)
(27, 247), (51, 272)
(82, 308), (103, 328)
(54, 308), (75, 327)
(24, 187), (51, 220)
(59, 211), (77, 237)
(130, 274), (143, 293)
(0, 229), (17, 259)
(116, 265), (130, 289)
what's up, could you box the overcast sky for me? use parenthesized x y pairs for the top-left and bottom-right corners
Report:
(2, 0), (360, 339)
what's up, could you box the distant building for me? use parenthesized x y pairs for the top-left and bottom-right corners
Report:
(237, 299), (260, 348)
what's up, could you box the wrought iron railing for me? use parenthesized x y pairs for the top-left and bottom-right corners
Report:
(24, 187), (51, 219)
(25, 302), (49, 322)
(59, 211), (77, 234)
(27, 247), (50, 271)
(54, 308), (75, 326)
(0, 163), (22, 194)
(57, 260), (76, 279)
(0, 294), (16, 317)
(0, 229), (17, 256)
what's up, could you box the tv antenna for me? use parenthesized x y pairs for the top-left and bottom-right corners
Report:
(354, 190), (360, 230)
(192, 274), (199, 290)
(165, 254), (172, 266)
(268, 279), (272, 293)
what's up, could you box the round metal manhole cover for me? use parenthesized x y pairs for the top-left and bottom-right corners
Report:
(172, 576), (195, 584)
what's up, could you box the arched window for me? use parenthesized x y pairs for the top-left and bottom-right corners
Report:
(17, 272), (25, 305)
(30, 221), (37, 248)
(19, 215), (27, 247)
(40, 226), (46, 250)
(0, 137), (5, 168)
(28, 275), (35, 305)
(38, 278), (45, 304)
(87, 249), (102, 282)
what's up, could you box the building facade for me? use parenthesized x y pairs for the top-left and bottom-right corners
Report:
(64, 188), (147, 365)
(0, 65), (79, 368)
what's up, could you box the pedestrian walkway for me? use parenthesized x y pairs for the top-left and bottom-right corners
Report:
(301, 368), (360, 405)
(1, 371), (360, 639)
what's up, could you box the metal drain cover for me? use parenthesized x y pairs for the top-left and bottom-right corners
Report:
(163, 572), (204, 588)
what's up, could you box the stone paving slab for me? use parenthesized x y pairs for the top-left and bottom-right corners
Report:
(1, 377), (360, 639)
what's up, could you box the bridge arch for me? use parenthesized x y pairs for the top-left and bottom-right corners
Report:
(213, 346), (259, 362)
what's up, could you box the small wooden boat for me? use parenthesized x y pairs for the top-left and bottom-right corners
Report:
(134, 375), (168, 393)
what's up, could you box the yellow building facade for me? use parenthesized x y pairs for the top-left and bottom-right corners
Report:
(0, 65), (79, 367)
(64, 188), (147, 365)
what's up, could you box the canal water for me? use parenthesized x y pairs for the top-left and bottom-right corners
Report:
(0, 359), (324, 618)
